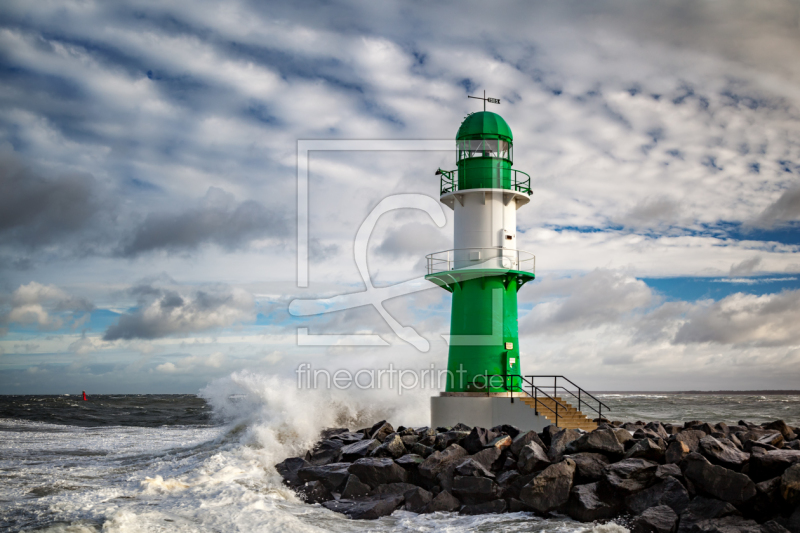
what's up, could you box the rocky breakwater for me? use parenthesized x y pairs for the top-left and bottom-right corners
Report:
(276, 418), (800, 531)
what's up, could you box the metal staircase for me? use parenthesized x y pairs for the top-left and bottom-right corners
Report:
(494, 375), (610, 432)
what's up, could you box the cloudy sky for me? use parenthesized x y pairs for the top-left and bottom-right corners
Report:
(2, 0), (800, 394)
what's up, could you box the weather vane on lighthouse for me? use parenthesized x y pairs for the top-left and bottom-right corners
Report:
(468, 90), (500, 111)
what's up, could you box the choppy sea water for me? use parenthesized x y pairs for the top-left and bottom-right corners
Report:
(1, 373), (798, 533)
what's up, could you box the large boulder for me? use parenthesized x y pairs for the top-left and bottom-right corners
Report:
(455, 457), (495, 478)
(519, 458), (576, 513)
(626, 438), (667, 462)
(601, 458), (659, 495)
(666, 441), (692, 464)
(341, 439), (380, 461)
(297, 480), (333, 503)
(749, 449), (800, 482)
(348, 457), (408, 489)
(275, 456), (310, 487)
(419, 444), (468, 480)
(566, 482), (620, 522)
(625, 476), (690, 515)
(452, 475), (501, 504)
(676, 496), (741, 533)
(548, 428), (582, 462)
(568, 452), (611, 484)
(461, 427), (499, 454)
(631, 505), (678, 533)
(698, 436), (750, 470)
(459, 499), (506, 515)
(322, 494), (403, 519)
(566, 428), (626, 458)
(781, 463), (800, 506)
(674, 430), (707, 453)
(422, 490), (460, 513)
(764, 420), (797, 441)
(372, 482), (418, 498)
(340, 474), (371, 499)
(371, 434), (407, 459)
(682, 453), (756, 505)
(470, 446), (503, 471)
(297, 462), (351, 492)
(491, 424), (521, 439)
(510, 430), (549, 457)
(410, 443), (435, 458)
(517, 441), (551, 474)
(369, 420), (395, 442)
(331, 431), (364, 444)
(305, 439), (344, 465)
(404, 487), (432, 513)
(435, 431), (471, 450)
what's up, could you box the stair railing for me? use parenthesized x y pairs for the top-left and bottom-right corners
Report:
(484, 374), (572, 427)
(526, 375), (611, 421)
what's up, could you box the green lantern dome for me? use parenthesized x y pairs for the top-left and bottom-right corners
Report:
(456, 111), (513, 141)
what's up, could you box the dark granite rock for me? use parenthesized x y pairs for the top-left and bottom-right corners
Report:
(614, 428), (635, 447)
(626, 477), (690, 515)
(471, 446), (503, 471)
(423, 490), (460, 513)
(748, 449), (800, 482)
(276, 457), (310, 487)
(321, 428), (349, 439)
(507, 498), (536, 512)
(455, 457), (495, 478)
(395, 453), (424, 470)
(452, 475), (500, 504)
(306, 439), (345, 465)
(699, 436), (750, 470)
(372, 482), (418, 498)
(510, 430), (549, 457)
(567, 482), (620, 522)
(675, 430), (707, 453)
(462, 427), (500, 454)
(517, 441), (551, 474)
(568, 452), (611, 484)
(519, 458), (576, 513)
(297, 462), (351, 492)
(788, 507), (800, 533)
(541, 425), (560, 447)
(404, 487), (432, 513)
(682, 453), (756, 505)
(655, 463), (684, 481)
(435, 431), (471, 450)
(666, 441), (692, 464)
(419, 444), (468, 480)
(761, 520), (791, 533)
(332, 431), (365, 444)
(460, 499), (506, 515)
(601, 458), (659, 495)
(348, 458), (408, 489)
(676, 496), (741, 533)
(764, 420), (797, 441)
(401, 435), (419, 447)
(690, 516), (762, 533)
(369, 420), (395, 442)
(631, 505), (678, 533)
(298, 480), (333, 503)
(491, 424), (520, 439)
(626, 438), (667, 462)
(411, 443), (435, 458)
(549, 428), (582, 462)
(371, 434), (407, 459)
(322, 494), (403, 519)
(567, 428), (626, 458)
(341, 439), (380, 461)
(781, 463), (800, 506)
(340, 474), (371, 499)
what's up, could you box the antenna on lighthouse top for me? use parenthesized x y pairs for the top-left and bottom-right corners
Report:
(467, 90), (500, 112)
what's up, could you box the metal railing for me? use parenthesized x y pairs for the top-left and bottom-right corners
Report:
(485, 374), (610, 427)
(436, 167), (532, 195)
(426, 247), (535, 275)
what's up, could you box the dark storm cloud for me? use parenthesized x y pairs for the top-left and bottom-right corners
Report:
(0, 148), (113, 249)
(103, 283), (254, 340)
(119, 187), (288, 257)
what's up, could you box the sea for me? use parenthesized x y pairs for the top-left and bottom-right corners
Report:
(2, 371), (799, 533)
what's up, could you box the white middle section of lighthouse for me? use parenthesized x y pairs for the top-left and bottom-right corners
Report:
(440, 188), (530, 271)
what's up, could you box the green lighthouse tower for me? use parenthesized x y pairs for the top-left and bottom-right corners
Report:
(426, 108), (535, 395)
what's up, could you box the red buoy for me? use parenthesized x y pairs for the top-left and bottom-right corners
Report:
(82, 390), (87, 401)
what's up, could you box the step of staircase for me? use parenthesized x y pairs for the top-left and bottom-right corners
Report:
(519, 396), (598, 431)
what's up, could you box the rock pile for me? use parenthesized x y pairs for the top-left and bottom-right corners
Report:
(276, 418), (800, 531)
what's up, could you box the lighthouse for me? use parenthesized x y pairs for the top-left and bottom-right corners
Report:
(425, 99), (550, 430)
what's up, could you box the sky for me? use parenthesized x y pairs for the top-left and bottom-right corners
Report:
(1, 0), (800, 394)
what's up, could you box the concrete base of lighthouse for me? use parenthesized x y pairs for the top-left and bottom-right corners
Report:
(431, 393), (551, 433)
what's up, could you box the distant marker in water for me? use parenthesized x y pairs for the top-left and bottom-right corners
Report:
(82, 390), (87, 401)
